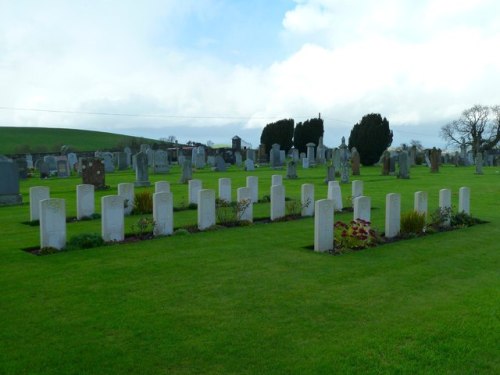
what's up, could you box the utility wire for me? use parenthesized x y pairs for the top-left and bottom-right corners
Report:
(0, 105), (353, 123)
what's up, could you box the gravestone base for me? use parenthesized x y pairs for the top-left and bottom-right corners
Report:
(0, 194), (22, 205)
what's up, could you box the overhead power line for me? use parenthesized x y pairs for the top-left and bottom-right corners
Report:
(0, 105), (354, 123)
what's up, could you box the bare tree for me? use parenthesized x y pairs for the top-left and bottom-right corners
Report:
(441, 104), (500, 155)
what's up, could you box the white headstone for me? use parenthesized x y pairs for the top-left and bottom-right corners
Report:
(117, 182), (134, 215)
(76, 184), (95, 220)
(439, 188), (452, 226)
(314, 199), (334, 252)
(155, 181), (170, 193)
(459, 186), (470, 214)
(101, 195), (125, 242)
(189, 179), (203, 205)
(153, 191), (173, 236)
(327, 181), (343, 212)
(246, 176), (258, 203)
(385, 193), (401, 238)
(39, 198), (66, 250)
(218, 178), (232, 202)
(270, 184), (285, 221)
(353, 196), (371, 222)
(301, 184), (315, 217)
(414, 191), (428, 217)
(271, 174), (283, 186)
(352, 180), (363, 200)
(244, 159), (255, 171)
(30, 186), (50, 221)
(198, 189), (215, 230)
(237, 187), (253, 222)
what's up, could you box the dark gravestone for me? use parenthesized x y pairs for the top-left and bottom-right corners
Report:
(286, 160), (298, 179)
(15, 158), (28, 179)
(55, 156), (70, 178)
(214, 155), (227, 172)
(351, 147), (360, 176)
(135, 152), (151, 187)
(39, 161), (50, 179)
(81, 158), (106, 189)
(0, 160), (22, 205)
(430, 147), (440, 173)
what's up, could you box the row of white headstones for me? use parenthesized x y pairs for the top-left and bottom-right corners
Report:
(29, 177), (470, 252)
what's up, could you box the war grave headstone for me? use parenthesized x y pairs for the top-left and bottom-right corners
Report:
(271, 174), (283, 186)
(81, 158), (106, 189)
(153, 192), (174, 236)
(353, 196), (371, 222)
(385, 193), (401, 238)
(219, 178), (231, 202)
(314, 199), (334, 252)
(327, 181), (343, 212)
(101, 195), (125, 242)
(76, 184), (95, 220)
(39, 198), (66, 250)
(189, 179), (203, 205)
(246, 176), (259, 203)
(118, 183), (135, 215)
(414, 191), (428, 218)
(270, 184), (285, 221)
(29, 186), (50, 221)
(198, 189), (216, 230)
(459, 187), (470, 215)
(0, 159), (22, 205)
(301, 184), (314, 217)
(439, 189), (452, 226)
(237, 187), (253, 222)
(155, 181), (170, 193)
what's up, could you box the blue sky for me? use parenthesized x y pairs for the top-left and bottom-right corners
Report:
(1, 0), (500, 149)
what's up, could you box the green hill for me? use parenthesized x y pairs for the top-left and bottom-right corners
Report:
(0, 126), (158, 155)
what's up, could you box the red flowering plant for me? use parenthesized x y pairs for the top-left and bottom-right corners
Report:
(334, 219), (380, 251)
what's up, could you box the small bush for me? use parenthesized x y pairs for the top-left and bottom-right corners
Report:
(130, 216), (155, 239)
(133, 191), (153, 214)
(451, 212), (484, 227)
(67, 233), (104, 250)
(429, 206), (452, 229)
(216, 199), (251, 226)
(400, 211), (426, 235)
(285, 199), (302, 217)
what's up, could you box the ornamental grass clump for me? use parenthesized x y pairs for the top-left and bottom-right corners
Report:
(334, 219), (379, 250)
(133, 191), (153, 214)
(400, 211), (426, 236)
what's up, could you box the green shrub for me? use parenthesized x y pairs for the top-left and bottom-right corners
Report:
(400, 211), (426, 235)
(130, 217), (155, 239)
(285, 199), (302, 217)
(429, 206), (453, 229)
(133, 191), (153, 214)
(451, 212), (484, 227)
(216, 198), (252, 226)
(67, 233), (104, 250)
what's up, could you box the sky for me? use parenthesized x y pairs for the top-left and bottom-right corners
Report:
(1, 0), (500, 150)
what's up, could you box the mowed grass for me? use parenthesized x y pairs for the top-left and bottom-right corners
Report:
(0, 165), (499, 374)
(0, 126), (155, 154)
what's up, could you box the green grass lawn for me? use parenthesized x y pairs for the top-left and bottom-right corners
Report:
(1, 164), (499, 374)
